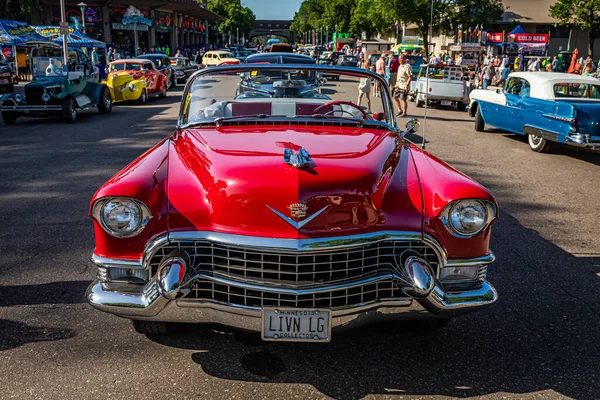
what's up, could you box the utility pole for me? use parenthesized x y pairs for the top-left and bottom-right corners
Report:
(59, 0), (68, 66)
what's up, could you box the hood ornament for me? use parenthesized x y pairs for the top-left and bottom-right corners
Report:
(284, 147), (312, 169)
(267, 203), (328, 229)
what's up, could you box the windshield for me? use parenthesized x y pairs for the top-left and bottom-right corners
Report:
(180, 65), (393, 128)
(140, 55), (164, 67)
(31, 56), (68, 77)
(554, 83), (600, 99)
(111, 63), (142, 71)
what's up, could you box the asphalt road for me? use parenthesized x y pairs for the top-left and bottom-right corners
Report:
(0, 80), (599, 400)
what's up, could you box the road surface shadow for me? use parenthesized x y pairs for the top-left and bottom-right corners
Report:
(0, 319), (75, 351)
(147, 210), (600, 399)
(0, 281), (90, 307)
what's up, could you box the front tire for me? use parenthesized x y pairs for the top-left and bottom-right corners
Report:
(416, 98), (424, 108)
(137, 89), (147, 105)
(1, 111), (18, 125)
(528, 132), (552, 153)
(97, 86), (112, 114)
(62, 98), (76, 123)
(132, 320), (169, 336)
(474, 107), (485, 131)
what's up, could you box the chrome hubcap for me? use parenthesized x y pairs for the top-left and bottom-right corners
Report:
(531, 135), (542, 146)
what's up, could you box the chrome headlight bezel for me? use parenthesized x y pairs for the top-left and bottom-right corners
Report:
(439, 199), (496, 238)
(128, 83), (136, 92)
(41, 93), (51, 102)
(91, 197), (152, 238)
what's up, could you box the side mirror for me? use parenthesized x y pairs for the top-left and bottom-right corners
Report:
(401, 118), (420, 136)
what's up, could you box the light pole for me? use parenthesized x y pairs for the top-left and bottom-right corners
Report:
(78, 2), (87, 32)
(236, 27), (239, 44)
(78, 2), (88, 54)
(59, 0), (68, 66)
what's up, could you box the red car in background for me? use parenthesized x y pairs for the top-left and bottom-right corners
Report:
(86, 65), (499, 342)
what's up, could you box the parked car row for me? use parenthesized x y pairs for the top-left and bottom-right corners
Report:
(0, 43), (206, 125)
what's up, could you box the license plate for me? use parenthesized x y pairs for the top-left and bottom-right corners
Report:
(262, 308), (331, 342)
(441, 100), (453, 106)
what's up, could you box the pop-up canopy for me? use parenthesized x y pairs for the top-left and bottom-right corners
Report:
(0, 20), (49, 45)
(33, 26), (106, 49)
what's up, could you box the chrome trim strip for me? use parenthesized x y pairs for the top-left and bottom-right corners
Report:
(187, 272), (398, 295)
(166, 230), (424, 252)
(446, 252), (495, 268)
(91, 253), (143, 269)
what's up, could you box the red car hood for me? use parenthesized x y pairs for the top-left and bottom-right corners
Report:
(166, 126), (424, 239)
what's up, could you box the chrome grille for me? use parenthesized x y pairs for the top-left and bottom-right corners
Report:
(25, 86), (44, 105)
(187, 278), (406, 309)
(148, 240), (441, 287)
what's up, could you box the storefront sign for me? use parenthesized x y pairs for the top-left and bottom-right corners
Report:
(507, 33), (548, 44)
(486, 32), (503, 43)
(122, 15), (152, 26)
(112, 22), (148, 31)
(402, 36), (422, 46)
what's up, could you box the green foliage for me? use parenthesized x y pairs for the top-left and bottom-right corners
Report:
(207, 0), (256, 36)
(349, 0), (393, 39)
(290, 0), (326, 33)
(451, 0), (504, 30)
(0, 0), (39, 19)
(550, 0), (600, 56)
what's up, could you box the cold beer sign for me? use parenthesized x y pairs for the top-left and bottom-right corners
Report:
(507, 33), (549, 44)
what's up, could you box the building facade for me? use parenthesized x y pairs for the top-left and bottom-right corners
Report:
(29, 0), (223, 52)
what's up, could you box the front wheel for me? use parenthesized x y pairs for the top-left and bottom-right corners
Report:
(416, 98), (424, 108)
(62, 98), (76, 123)
(528, 133), (552, 153)
(474, 107), (485, 132)
(132, 320), (170, 336)
(137, 89), (147, 105)
(97, 86), (112, 114)
(1, 111), (18, 125)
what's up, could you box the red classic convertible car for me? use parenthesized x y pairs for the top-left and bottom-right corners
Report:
(87, 65), (498, 342)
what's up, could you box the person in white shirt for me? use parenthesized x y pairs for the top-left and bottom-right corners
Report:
(430, 54), (441, 65)
(456, 54), (463, 65)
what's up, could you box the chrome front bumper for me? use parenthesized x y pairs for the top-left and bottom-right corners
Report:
(86, 231), (498, 331)
(86, 272), (498, 331)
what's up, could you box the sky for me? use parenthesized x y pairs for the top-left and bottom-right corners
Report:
(242, 0), (304, 20)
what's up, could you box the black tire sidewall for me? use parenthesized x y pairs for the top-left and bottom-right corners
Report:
(62, 99), (76, 123)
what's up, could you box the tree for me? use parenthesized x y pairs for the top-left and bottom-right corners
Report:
(349, 0), (393, 40)
(290, 0), (326, 39)
(550, 0), (600, 57)
(452, 0), (505, 33)
(0, 0), (39, 19)
(322, 0), (356, 34)
(386, 0), (453, 57)
(207, 0), (256, 43)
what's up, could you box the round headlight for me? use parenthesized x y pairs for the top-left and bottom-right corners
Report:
(128, 83), (136, 92)
(41, 93), (51, 102)
(448, 200), (488, 236)
(93, 198), (152, 238)
(15, 94), (23, 103)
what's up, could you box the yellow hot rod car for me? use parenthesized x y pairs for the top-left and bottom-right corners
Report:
(106, 59), (168, 104)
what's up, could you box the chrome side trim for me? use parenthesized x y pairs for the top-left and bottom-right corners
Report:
(91, 253), (143, 269)
(446, 252), (495, 268)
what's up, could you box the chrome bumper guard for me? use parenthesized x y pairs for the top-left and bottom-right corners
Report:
(86, 250), (498, 330)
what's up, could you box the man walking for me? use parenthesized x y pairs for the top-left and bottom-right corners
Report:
(482, 63), (495, 89)
(388, 55), (399, 89)
(393, 54), (412, 118)
(91, 47), (99, 64)
(374, 54), (386, 97)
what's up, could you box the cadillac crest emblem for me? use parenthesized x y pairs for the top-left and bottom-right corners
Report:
(288, 203), (308, 219)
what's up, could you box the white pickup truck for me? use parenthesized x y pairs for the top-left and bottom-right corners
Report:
(414, 65), (471, 110)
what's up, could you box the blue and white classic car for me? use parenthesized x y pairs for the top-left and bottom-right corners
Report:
(468, 72), (600, 152)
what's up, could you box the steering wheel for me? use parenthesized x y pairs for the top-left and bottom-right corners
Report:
(312, 100), (370, 120)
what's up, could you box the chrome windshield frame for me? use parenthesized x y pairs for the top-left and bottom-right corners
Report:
(177, 64), (398, 130)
